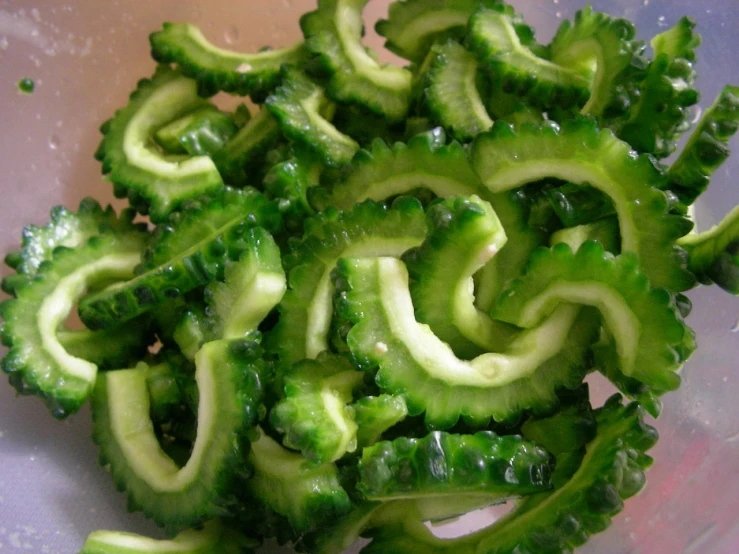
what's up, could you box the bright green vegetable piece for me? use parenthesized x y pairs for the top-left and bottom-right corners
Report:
(92, 336), (265, 530)
(471, 117), (695, 291)
(173, 302), (213, 362)
(96, 66), (224, 222)
(266, 68), (359, 168)
(468, 6), (590, 110)
(550, 6), (644, 119)
(333, 104), (405, 148)
(679, 205), (739, 294)
(300, 0), (412, 121)
(268, 197), (427, 366)
(361, 395), (657, 554)
(668, 85), (739, 205)
(376, 0), (503, 63)
(140, 350), (193, 423)
(494, 241), (694, 397)
(150, 22), (306, 99)
(58, 324), (153, 371)
(246, 427), (352, 533)
(332, 257), (600, 428)
(615, 17), (700, 158)
(79, 520), (256, 554)
(550, 217), (620, 253)
(358, 430), (552, 501)
(78, 188), (281, 329)
(403, 195), (516, 358)
(270, 353), (364, 463)
(211, 108), (282, 186)
(0, 222), (147, 418)
(204, 226), (286, 340)
(353, 395), (408, 448)
(154, 105), (238, 157)
(425, 40), (493, 141)
(545, 183), (616, 229)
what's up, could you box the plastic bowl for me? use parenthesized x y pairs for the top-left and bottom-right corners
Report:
(0, 1), (737, 552)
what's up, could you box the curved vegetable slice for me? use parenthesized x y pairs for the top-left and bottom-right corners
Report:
(0, 230), (147, 418)
(268, 197), (427, 366)
(353, 395), (409, 448)
(468, 6), (590, 110)
(403, 195), (516, 358)
(80, 520), (255, 554)
(471, 117), (695, 291)
(545, 183), (616, 229)
(362, 395), (657, 554)
(211, 108), (282, 186)
(300, 0), (412, 121)
(92, 336), (265, 530)
(320, 133), (486, 211)
(204, 226), (286, 340)
(96, 66), (224, 222)
(668, 85), (739, 205)
(79, 188), (281, 329)
(154, 105), (238, 157)
(266, 68), (359, 168)
(550, 217), (620, 253)
(679, 205), (739, 294)
(270, 353), (364, 463)
(58, 324), (152, 370)
(425, 40), (493, 141)
(550, 6), (643, 118)
(358, 431), (552, 501)
(494, 241), (693, 398)
(615, 17), (700, 158)
(246, 427), (352, 533)
(333, 257), (600, 428)
(150, 22), (306, 99)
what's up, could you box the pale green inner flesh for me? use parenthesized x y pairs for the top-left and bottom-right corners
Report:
(335, 0), (411, 88)
(183, 24), (303, 67)
(481, 161), (635, 256)
(301, 89), (359, 150)
(305, 237), (424, 358)
(552, 37), (605, 115)
(123, 77), (219, 178)
(225, 109), (279, 152)
(460, 51), (494, 128)
(346, 174), (482, 208)
(377, 258), (581, 387)
(679, 204), (739, 247)
(517, 282), (640, 375)
(39, 252), (140, 382)
(318, 371), (363, 459)
(86, 522), (218, 551)
(392, 11), (470, 53)
(221, 272), (286, 339)
(108, 342), (220, 492)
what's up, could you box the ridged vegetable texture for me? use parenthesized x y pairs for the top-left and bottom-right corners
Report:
(2, 2), (738, 554)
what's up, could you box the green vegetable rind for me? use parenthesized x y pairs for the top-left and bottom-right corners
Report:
(362, 395), (658, 554)
(58, 324), (153, 371)
(353, 395), (409, 448)
(266, 68), (359, 168)
(358, 431), (552, 501)
(268, 197), (427, 366)
(92, 336), (265, 530)
(150, 22), (306, 99)
(471, 117), (695, 291)
(300, 0), (412, 121)
(154, 106), (238, 157)
(78, 188), (281, 329)
(96, 66), (225, 222)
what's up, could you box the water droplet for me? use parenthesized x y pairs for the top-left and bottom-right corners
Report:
(553, 0), (559, 3)
(629, 532), (637, 540)
(224, 25), (240, 45)
(691, 106), (703, 124)
(723, 376), (729, 383)
(0, 37), (8, 50)
(731, 319), (739, 333)
(657, 15), (667, 28)
(643, 0), (649, 5)
(31, 8), (41, 22)
(282, 0), (295, 6)
(48, 135), (60, 150)
(555, 11), (562, 18)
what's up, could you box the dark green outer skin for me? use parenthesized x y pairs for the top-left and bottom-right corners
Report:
(546, 184), (616, 229)
(78, 188), (282, 329)
(668, 85), (739, 206)
(471, 117), (695, 292)
(353, 395), (409, 448)
(358, 430), (552, 501)
(361, 395), (658, 554)
(92, 336), (265, 531)
(494, 241), (694, 397)
(150, 22), (307, 100)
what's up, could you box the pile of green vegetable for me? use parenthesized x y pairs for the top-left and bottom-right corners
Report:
(2, 1), (739, 552)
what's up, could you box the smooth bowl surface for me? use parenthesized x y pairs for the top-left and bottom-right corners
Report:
(0, 1), (737, 553)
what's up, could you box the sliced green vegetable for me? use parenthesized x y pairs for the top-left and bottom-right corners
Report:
(550, 217), (620, 253)
(92, 336), (265, 530)
(58, 324), (153, 370)
(471, 117), (695, 291)
(266, 68), (359, 167)
(96, 66), (224, 222)
(546, 183), (616, 229)
(353, 395), (409, 449)
(271, 353), (363, 463)
(79, 188), (281, 329)
(150, 22), (306, 99)
(154, 105), (238, 157)
(173, 302), (213, 361)
(300, 0), (412, 121)
(333, 257), (600, 428)
(268, 197), (427, 366)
